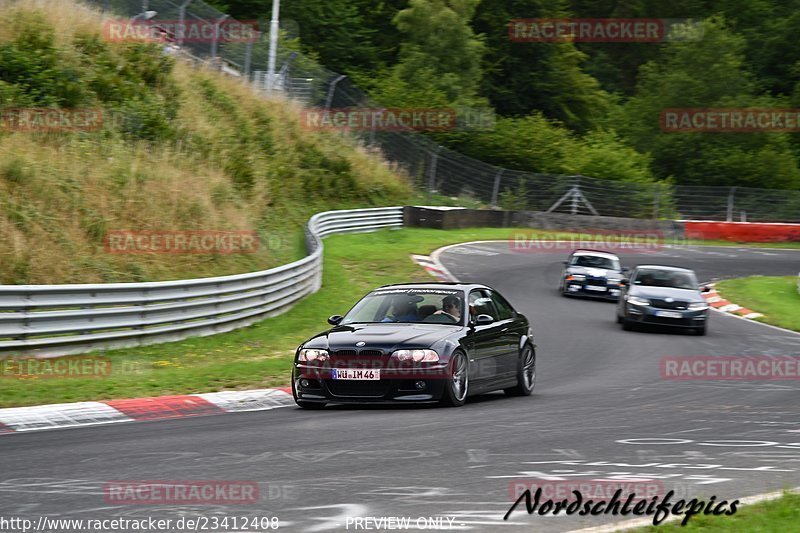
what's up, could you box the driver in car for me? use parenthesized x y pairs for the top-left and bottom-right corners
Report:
(433, 295), (462, 322)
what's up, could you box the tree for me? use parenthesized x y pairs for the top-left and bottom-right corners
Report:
(372, 0), (486, 107)
(473, 0), (610, 132)
(621, 17), (800, 189)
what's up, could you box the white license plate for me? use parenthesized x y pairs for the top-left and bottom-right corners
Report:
(655, 311), (683, 319)
(332, 369), (380, 380)
(585, 285), (607, 292)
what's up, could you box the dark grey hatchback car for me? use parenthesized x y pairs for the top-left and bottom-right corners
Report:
(616, 265), (710, 335)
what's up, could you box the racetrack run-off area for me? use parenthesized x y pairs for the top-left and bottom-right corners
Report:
(0, 243), (799, 532)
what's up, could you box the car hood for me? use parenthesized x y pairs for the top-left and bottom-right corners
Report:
(568, 266), (621, 278)
(301, 323), (462, 353)
(628, 285), (704, 302)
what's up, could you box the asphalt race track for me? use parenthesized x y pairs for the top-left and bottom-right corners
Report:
(1, 243), (799, 532)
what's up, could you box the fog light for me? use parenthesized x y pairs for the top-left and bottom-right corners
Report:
(415, 380), (426, 390)
(300, 379), (310, 388)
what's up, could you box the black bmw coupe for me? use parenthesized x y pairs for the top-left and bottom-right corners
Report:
(292, 283), (536, 408)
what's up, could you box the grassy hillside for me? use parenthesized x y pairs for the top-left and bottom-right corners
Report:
(0, 0), (412, 284)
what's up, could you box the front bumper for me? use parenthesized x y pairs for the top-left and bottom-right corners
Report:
(565, 279), (621, 300)
(624, 303), (708, 328)
(293, 363), (449, 404)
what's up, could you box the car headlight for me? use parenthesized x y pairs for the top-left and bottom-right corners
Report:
(567, 274), (586, 281)
(627, 296), (650, 306)
(391, 349), (439, 363)
(298, 348), (329, 362)
(688, 302), (709, 310)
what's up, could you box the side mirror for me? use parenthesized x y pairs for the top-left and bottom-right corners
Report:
(701, 286), (711, 293)
(562, 260), (568, 265)
(621, 267), (630, 273)
(327, 315), (343, 326)
(474, 314), (495, 326)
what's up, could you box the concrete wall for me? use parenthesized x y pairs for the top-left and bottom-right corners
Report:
(404, 207), (686, 239)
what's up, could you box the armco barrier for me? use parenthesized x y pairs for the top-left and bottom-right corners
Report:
(0, 207), (403, 357)
(684, 221), (800, 242)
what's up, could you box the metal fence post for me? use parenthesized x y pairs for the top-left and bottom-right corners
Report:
(244, 40), (253, 79)
(427, 147), (441, 203)
(653, 185), (660, 219)
(210, 15), (229, 60)
(490, 169), (504, 208)
(324, 75), (346, 110)
(571, 177), (580, 215)
(726, 187), (736, 222)
(177, 0), (194, 47)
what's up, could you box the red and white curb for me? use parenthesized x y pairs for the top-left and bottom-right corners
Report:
(703, 284), (764, 320)
(411, 254), (456, 282)
(0, 387), (294, 434)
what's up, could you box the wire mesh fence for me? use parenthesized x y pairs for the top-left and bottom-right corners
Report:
(89, 0), (800, 223)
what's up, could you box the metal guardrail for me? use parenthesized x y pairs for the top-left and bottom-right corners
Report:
(0, 207), (403, 357)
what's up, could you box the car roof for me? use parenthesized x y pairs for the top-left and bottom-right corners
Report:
(570, 249), (620, 259)
(633, 264), (695, 273)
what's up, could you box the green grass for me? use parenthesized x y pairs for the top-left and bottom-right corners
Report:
(715, 276), (800, 332)
(0, 226), (560, 408)
(634, 492), (800, 531)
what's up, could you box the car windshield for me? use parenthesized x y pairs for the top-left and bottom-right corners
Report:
(633, 269), (698, 290)
(342, 289), (466, 325)
(570, 254), (620, 270)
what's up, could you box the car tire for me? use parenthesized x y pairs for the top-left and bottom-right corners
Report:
(694, 325), (707, 336)
(616, 314), (623, 324)
(440, 351), (469, 407)
(504, 345), (536, 397)
(622, 318), (635, 331)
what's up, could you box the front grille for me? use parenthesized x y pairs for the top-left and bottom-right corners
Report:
(327, 380), (389, 397)
(643, 315), (692, 326)
(586, 278), (607, 286)
(333, 348), (384, 357)
(650, 299), (689, 310)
